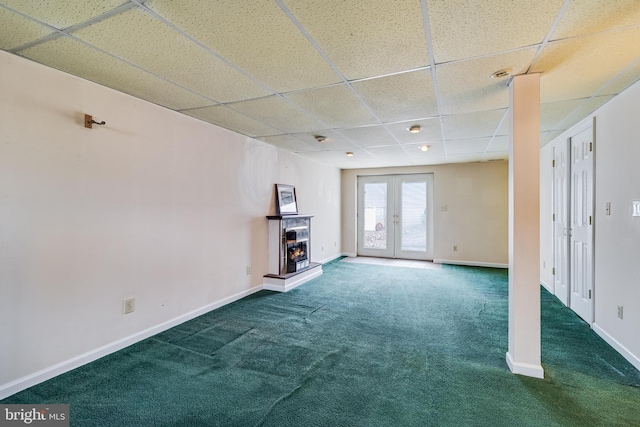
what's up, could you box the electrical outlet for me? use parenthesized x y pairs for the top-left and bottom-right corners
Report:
(246, 266), (251, 275)
(453, 245), (458, 252)
(617, 305), (624, 320)
(123, 298), (135, 314)
(321, 244), (324, 252)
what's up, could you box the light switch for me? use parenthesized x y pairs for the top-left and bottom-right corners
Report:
(633, 201), (640, 217)
(605, 202), (611, 216)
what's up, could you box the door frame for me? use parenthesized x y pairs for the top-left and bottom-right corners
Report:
(357, 174), (434, 260)
(553, 138), (570, 306)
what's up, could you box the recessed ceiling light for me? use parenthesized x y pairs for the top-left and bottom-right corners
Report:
(409, 125), (421, 133)
(346, 152), (354, 157)
(420, 144), (429, 152)
(491, 68), (512, 79)
(314, 135), (327, 143)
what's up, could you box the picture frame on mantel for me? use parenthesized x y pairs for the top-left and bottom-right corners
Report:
(275, 184), (298, 215)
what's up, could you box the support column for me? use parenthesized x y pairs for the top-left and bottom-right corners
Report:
(506, 73), (544, 379)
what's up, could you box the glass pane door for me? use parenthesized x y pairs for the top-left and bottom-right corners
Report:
(357, 174), (433, 260)
(357, 177), (394, 258)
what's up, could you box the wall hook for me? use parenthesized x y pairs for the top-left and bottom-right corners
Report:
(84, 114), (106, 129)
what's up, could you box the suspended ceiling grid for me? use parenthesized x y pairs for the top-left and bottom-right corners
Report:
(2, 0), (640, 169)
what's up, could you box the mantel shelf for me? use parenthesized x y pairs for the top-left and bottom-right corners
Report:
(267, 214), (315, 220)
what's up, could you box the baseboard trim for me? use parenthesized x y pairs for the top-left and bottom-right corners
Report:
(592, 323), (640, 371)
(342, 252), (357, 258)
(540, 279), (553, 293)
(0, 284), (263, 400)
(505, 352), (545, 379)
(318, 253), (344, 264)
(263, 264), (323, 292)
(434, 259), (508, 269)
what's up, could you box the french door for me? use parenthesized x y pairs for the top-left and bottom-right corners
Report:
(357, 174), (433, 260)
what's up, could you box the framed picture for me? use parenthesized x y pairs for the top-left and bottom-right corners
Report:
(276, 184), (298, 215)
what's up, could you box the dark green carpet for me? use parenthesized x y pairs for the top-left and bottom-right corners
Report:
(3, 261), (639, 426)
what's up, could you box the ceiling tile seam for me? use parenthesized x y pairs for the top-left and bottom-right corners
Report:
(347, 66), (432, 84)
(482, 110), (510, 155)
(433, 44), (543, 69)
(5, 2), (138, 53)
(133, 0), (356, 149)
(548, 22), (640, 45)
(309, 128), (378, 158)
(220, 103), (319, 137)
(129, 0), (278, 97)
(43, 33), (222, 108)
(525, 0), (572, 74)
(274, 0), (413, 157)
(419, 0), (448, 158)
(547, 59), (640, 133)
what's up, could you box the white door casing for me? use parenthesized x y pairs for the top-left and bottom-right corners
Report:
(553, 139), (570, 306)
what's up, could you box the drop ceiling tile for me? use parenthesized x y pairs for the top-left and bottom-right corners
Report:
(485, 136), (509, 152)
(365, 145), (412, 162)
(336, 126), (396, 148)
(442, 109), (507, 140)
(482, 154), (508, 162)
(426, 0), (563, 63)
(145, 0), (341, 93)
(228, 96), (324, 134)
(297, 149), (374, 169)
(532, 26), (640, 103)
(19, 36), (213, 110)
(552, 0), (640, 40)
(282, 0), (428, 80)
(290, 130), (359, 151)
(257, 134), (320, 153)
(540, 98), (587, 131)
(445, 153), (486, 164)
(352, 69), (438, 123)
(183, 105), (281, 137)
(437, 48), (537, 115)
(386, 118), (442, 144)
(445, 138), (492, 155)
(403, 141), (446, 157)
(72, 8), (271, 103)
(0, 6), (55, 50)
(1, 0), (126, 29)
(554, 95), (613, 131)
(410, 154), (450, 166)
(541, 130), (564, 146)
(284, 84), (378, 128)
(601, 59), (640, 95)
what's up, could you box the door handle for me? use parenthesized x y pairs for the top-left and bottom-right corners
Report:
(569, 229), (573, 237)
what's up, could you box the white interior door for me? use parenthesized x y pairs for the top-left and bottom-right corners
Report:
(553, 140), (570, 306)
(357, 174), (433, 260)
(569, 126), (594, 324)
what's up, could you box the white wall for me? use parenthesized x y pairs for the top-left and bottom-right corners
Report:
(341, 161), (509, 266)
(0, 51), (341, 397)
(541, 79), (640, 370)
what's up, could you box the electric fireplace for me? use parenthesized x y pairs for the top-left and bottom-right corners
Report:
(265, 214), (322, 291)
